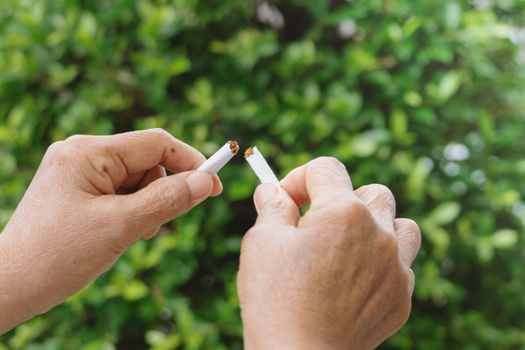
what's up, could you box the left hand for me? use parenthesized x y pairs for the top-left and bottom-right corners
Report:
(0, 128), (221, 334)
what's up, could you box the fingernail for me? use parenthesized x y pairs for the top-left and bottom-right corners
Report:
(210, 174), (224, 197)
(254, 184), (279, 213)
(187, 171), (213, 200)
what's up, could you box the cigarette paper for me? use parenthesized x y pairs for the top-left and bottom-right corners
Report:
(244, 146), (280, 185)
(198, 140), (239, 174)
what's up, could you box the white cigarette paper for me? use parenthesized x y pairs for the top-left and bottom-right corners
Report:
(198, 140), (239, 174)
(244, 146), (280, 185)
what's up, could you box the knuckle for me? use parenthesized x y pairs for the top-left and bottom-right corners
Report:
(55, 135), (92, 159)
(312, 156), (346, 170)
(369, 183), (391, 193)
(265, 197), (289, 212)
(399, 218), (422, 251)
(46, 140), (77, 163)
(45, 141), (65, 157)
(407, 218), (421, 233)
(65, 134), (89, 145)
(400, 218), (419, 232)
(375, 193), (396, 215)
(360, 183), (396, 210)
(371, 184), (395, 203)
(148, 128), (171, 140)
(409, 222), (422, 251)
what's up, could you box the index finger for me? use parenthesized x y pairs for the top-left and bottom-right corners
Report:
(354, 184), (396, 232)
(280, 157), (356, 209)
(103, 128), (206, 174)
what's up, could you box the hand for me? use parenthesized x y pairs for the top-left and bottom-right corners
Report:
(237, 157), (421, 350)
(0, 128), (221, 334)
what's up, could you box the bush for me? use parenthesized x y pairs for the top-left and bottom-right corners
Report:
(2, 0), (525, 349)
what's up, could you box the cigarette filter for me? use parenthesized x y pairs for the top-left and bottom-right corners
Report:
(198, 140), (239, 174)
(244, 146), (280, 185)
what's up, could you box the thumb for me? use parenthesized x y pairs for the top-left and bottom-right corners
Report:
(110, 171), (214, 242)
(254, 184), (300, 227)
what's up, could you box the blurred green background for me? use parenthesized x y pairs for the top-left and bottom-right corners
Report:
(2, 0), (525, 349)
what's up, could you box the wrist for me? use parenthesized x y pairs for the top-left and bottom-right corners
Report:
(0, 229), (27, 334)
(242, 323), (336, 350)
(0, 226), (56, 334)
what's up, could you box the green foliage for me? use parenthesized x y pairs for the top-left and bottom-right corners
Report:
(2, 0), (525, 348)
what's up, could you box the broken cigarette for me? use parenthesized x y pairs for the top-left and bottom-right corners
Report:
(198, 140), (239, 174)
(244, 146), (280, 185)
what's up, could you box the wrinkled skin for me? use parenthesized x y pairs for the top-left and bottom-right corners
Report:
(0, 129), (222, 334)
(0, 131), (420, 348)
(238, 157), (421, 350)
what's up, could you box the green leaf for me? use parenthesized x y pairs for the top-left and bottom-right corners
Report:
(426, 71), (463, 102)
(437, 71), (462, 101)
(390, 109), (408, 141)
(492, 229), (519, 249)
(122, 280), (149, 301)
(429, 202), (461, 225)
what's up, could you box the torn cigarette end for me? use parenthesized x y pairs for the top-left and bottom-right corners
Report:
(244, 146), (280, 185)
(197, 140), (239, 174)
(228, 140), (240, 155)
(244, 147), (254, 158)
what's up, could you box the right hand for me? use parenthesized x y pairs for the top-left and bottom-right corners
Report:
(237, 157), (421, 350)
